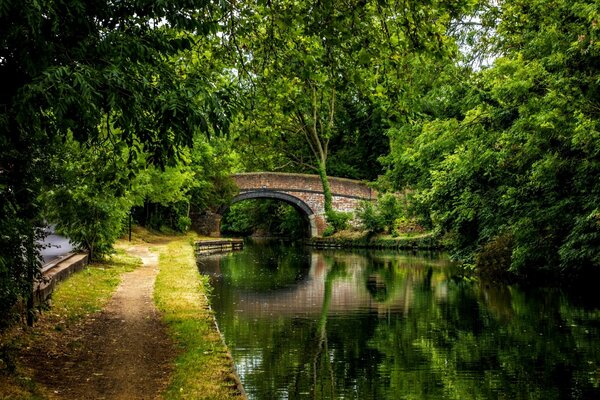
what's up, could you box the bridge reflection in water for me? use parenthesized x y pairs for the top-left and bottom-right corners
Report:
(199, 243), (455, 399)
(198, 242), (600, 400)
(200, 246), (450, 317)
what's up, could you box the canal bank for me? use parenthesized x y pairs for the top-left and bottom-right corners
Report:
(308, 231), (441, 250)
(154, 233), (245, 399)
(0, 229), (244, 400)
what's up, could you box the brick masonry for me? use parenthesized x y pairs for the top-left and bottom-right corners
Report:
(193, 172), (375, 238)
(231, 172), (375, 237)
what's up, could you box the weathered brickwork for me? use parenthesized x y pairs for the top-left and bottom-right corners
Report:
(231, 172), (375, 237)
(193, 172), (375, 237)
(232, 172), (374, 200)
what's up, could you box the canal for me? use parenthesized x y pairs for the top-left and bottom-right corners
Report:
(198, 240), (600, 399)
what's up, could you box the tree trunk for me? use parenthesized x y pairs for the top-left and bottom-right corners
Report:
(26, 231), (36, 327)
(317, 160), (333, 215)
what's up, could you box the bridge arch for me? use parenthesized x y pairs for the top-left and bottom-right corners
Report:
(192, 172), (375, 238)
(220, 190), (319, 237)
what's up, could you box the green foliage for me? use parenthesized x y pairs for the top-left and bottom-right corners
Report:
(394, 216), (426, 235)
(475, 233), (515, 280)
(136, 162), (194, 233)
(322, 226), (336, 237)
(378, 193), (402, 230)
(0, 0), (232, 326)
(356, 201), (384, 233)
(327, 96), (390, 180)
(176, 215), (192, 233)
(386, 0), (600, 279)
(133, 135), (237, 233)
(0, 224), (44, 329)
(325, 210), (352, 233)
(220, 202), (257, 235)
(228, 0), (474, 208)
(42, 136), (136, 260)
(142, 201), (192, 233)
(138, 166), (196, 207)
(187, 135), (238, 213)
(558, 210), (600, 274)
(278, 205), (308, 239)
(357, 193), (404, 234)
(222, 200), (308, 239)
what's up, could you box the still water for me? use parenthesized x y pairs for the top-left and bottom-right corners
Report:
(198, 240), (600, 400)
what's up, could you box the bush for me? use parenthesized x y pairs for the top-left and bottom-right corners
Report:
(356, 201), (384, 233)
(323, 225), (336, 237)
(176, 215), (192, 232)
(356, 193), (404, 234)
(476, 234), (514, 280)
(393, 217), (426, 235)
(326, 210), (352, 232)
(378, 193), (402, 230)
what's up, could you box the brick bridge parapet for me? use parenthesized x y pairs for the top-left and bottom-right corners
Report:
(195, 172), (375, 237)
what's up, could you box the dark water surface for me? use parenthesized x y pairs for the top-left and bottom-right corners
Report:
(198, 240), (600, 400)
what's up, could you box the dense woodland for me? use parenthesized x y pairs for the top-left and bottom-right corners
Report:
(1, 0), (599, 325)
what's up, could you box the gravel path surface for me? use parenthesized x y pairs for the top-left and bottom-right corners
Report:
(24, 245), (175, 400)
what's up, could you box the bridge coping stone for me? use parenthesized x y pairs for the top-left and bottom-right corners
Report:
(232, 172), (375, 200)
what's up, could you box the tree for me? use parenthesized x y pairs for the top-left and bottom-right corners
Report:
(227, 0), (472, 223)
(386, 0), (600, 279)
(0, 0), (228, 325)
(42, 135), (140, 260)
(135, 134), (239, 233)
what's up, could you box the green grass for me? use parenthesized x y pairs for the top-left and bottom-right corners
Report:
(49, 250), (139, 324)
(312, 231), (441, 250)
(1, 232), (242, 400)
(154, 235), (242, 400)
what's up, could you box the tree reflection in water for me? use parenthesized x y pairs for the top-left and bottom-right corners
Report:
(200, 241), (600, 400)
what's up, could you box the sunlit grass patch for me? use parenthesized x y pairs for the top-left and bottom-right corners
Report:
(154, 235), (242, 400)
(49, 250), (140, 323)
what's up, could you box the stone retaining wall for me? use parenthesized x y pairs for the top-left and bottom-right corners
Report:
(35, 253), (89, 304)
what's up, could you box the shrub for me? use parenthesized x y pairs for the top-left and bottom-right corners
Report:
(393, 217), (426, 235)
(356, 201), (384, 233)
(476, 234), (514, 280)
(357, 193), (404, 234)
(323, 226), (336, 237)
(378, 193), (402, 231)
(326, 210), (352, 232)
(176, 215), (192, 232)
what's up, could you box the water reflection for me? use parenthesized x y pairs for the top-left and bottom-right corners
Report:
(199, 241), (600, 400)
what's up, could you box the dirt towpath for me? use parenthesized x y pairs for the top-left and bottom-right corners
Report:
(24, 244), (175, 399)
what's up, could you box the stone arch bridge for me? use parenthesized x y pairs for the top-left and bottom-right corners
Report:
(194, 172), (375, 237)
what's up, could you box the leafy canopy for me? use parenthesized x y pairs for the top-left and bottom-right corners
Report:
(386, 0), (600, 278)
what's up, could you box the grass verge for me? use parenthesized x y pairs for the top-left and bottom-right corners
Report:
(0, 250), (140, 400)
(46, 250), (139, 324)
(154, 234), (243, 400)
